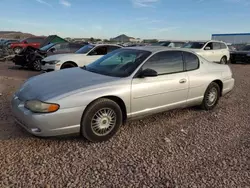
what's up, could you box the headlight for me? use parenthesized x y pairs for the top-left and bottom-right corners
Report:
(25, 100), (60, 113)
(47, 60), (60, 65)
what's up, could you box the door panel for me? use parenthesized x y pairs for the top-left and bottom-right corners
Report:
(202, 42), (216, 62)
(131, 72), (189, 116)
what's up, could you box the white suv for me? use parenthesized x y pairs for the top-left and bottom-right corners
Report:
(183, 40), (230, 64)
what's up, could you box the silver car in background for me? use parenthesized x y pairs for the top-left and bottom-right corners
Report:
(11, 47), (235, 142)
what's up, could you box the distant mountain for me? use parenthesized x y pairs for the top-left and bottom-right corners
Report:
(0, 31), (37, 39)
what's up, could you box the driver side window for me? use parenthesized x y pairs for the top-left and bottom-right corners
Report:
(143, 51), (184, 75)
(204, 42), (213, 50)
(89, 46), (108, 55)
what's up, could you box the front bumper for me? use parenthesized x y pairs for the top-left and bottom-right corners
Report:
(11, 95), (85, 137)
(41, 61), (61, 72)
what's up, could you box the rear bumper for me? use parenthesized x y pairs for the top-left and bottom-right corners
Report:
(222, 78), (235, 96)
(11, 95), (86, 137)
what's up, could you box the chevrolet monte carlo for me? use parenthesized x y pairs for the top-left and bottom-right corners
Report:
(11, 47), (235, 142)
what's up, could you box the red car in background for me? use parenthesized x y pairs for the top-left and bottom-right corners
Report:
(10, 37), (46, 54)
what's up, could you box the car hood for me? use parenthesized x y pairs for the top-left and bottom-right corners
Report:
(16, 68), (118, 101)
(43, 53), (86, 61)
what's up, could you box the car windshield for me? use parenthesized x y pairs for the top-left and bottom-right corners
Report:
(39, 43), (55, 51)
(151, 41), (171, 46)
(75, 44), (95, 54)
(84, 49), (152, 77)
(241, 45), (250, 51)
(183, 42), (206, 49)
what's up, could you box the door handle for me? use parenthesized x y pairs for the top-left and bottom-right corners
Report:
(179, 79), (187, 84)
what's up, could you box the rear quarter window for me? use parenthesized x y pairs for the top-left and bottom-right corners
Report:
(183, 52), (199, 71)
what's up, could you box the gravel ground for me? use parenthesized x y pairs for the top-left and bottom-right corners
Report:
(0, 62), (249, 188)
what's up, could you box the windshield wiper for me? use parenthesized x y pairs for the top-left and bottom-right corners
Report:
(81, 65), (87, 70)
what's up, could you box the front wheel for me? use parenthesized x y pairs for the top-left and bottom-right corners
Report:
(32, 59), (42, 71)
(201, 82), (220, 110)
(81, 98), (123, 142)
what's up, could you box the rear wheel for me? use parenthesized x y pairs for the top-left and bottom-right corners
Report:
(81, 98), (123, 142)
(220, 56), (227, 64)
(201, 82), (220, 110)
(61, 62), (77, 69)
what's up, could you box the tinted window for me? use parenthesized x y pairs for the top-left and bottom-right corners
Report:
(76, 44), (95, 54)
(204, 42), (213, 50)
(174, 42), (185, 48)
(213, 42), (221, 50)
(85, 49), (151, 77)
(220, 43), (227, 49)
(40, 43), (55, 51)
(183, 42), (206, 49)
(89, 46), (107, 55)
(143, 51), (184, 74)
(241, 45), (250, 51)
(107, 46), (121, 53)
(183, 52), (199, 71)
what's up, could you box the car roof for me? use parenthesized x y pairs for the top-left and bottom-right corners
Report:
(124, 46), (200, 53)
(90, 43), (121, 47)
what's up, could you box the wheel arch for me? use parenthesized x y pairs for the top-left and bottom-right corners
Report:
(82, 95), (127, 123)
(212, 79), (223, 96)
(61, 61), (78, 69)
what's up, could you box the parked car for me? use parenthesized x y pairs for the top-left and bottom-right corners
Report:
(226, 43), (237, 51)
(151, 40), (187, 48)
(0, 39), (20, 48)
(11, 47), (235, 142)
(41, 44), (122, 72)
(13, 42), (85, 71)
(183, 40), (230, 64)
(230, 44), (250, 64)
(9, 37), (46, 54)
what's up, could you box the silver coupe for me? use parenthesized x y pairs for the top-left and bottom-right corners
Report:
(11, 47), (235, 142)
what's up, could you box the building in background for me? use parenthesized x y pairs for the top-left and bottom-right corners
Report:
(212, 33), (250, 44)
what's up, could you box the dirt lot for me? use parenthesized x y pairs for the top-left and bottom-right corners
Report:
(0, 61), (249, 187)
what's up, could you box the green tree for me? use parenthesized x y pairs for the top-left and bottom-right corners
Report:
(89, 37), (94, 42)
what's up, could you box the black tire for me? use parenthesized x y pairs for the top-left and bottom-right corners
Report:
(13, 47), (23, 54)
(61, 62), (77, 69)
(32, 59), (42, 71)
(220, 56), (227, 64)
(201, 82), (220, 110)
(81, 98), (123, 142)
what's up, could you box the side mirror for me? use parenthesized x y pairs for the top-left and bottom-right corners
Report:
(139, 68), (158, 78)
(204, 46), (211, 50)
(23, 41), (28, 44)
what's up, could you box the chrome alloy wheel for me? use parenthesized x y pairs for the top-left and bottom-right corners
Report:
(206, 87), (218, 106)
(91, 108), (116, 136)
(33, 59), (41, 71)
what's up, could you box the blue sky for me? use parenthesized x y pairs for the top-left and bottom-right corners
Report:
(0, 0), (250, 40)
